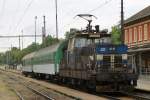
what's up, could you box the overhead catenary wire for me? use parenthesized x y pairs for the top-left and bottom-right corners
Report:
(12, 0), (34, 33)
(63, 0), (113, 30)
(0, 35), (42, 38)
(88, 0), (113, 13)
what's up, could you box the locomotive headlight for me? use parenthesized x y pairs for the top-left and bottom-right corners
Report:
(97, 55), (103, 60)
(122, 54), (127, 60)
(123, 64), (127, 67)
(89, 56), (94, 60)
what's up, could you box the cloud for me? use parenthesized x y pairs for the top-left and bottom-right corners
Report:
(0, 0), (149, 52)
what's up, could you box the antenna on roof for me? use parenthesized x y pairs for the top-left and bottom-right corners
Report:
(74, 14), (97, 32)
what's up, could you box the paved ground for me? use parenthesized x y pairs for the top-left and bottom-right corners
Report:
(136, 75), (150, 91)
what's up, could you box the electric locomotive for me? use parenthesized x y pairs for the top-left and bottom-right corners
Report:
(59, 14), (138, 91)
(22, 14), (138, 92)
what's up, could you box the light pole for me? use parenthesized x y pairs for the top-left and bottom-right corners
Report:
(35, 16), (37, 44)
(55, 0), (58, 39)
(121, 0), (124, 43)
(21, 30), (23, 49)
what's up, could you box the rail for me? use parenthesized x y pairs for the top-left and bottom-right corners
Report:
(25, 85), (55, 100)
(120, 91), (150, 100)
(3, 71), (55, 100)
(12, 88), (25, 100)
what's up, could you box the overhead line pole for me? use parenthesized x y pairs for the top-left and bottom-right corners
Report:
(42, 15), (46, 43)
(35, 16), (37, 44)
(0, 35), (42, 38)
(21, 30), (24, 49)
(55, 0), (58, 39)
(121, 0), (124, 43)
(19, 35), (21, 50)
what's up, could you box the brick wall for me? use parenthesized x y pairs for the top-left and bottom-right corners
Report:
(124, 20), (150, 48)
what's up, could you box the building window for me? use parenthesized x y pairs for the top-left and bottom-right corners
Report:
(144, 24), (148, 40)
(134, 27), (137, 42)
(138, 26), (142, 41)
(125, 30), (128, 44)
(129, 28), (132, 43)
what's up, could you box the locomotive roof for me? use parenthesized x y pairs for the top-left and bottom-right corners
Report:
(69, 32), (111, 39)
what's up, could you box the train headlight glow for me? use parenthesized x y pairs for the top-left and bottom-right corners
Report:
(123, 64), (127, 67)
(122, 54), (127, 60)
(89, 56), (94, 60)
(97, 55), (103, 60)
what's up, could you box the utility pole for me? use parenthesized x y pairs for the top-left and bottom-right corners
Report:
(55, 0), (58, 38)
(121, 0), (124, 43)
(21, 30), (23, 49)
(43, 15), (46, 35)
(35, 16), (37, 44)
(19, 35), (21, 50)
(42, 15), (46, 43)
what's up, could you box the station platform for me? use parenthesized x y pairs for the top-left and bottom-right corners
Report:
(136, 75), (150, 92)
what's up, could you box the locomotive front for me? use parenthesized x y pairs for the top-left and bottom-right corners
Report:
(59, 14), (138, 91)
(77, 33), (138, 91)
(94, 44), (138, 91)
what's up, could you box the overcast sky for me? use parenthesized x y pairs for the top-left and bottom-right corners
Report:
(0, 0), (149, 52)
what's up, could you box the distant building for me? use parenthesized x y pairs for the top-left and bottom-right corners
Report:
(124, 6), (150, 75)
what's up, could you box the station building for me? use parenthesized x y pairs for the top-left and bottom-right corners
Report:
(124, 6), (150, 76)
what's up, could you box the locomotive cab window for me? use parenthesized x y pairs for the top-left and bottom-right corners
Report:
(74, 37), (92, 47)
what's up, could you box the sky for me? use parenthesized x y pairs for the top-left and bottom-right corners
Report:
(0, 0), (149, 52)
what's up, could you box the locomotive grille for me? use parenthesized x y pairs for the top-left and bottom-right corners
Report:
(103, 56), (111, 69)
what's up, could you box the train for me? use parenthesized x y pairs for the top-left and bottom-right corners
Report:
(22, 14), (138, 91)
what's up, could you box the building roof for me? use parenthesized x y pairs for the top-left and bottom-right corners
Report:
(124, 6), (150, 24)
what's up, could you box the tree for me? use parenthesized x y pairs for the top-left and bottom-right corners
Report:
(41, 35), (59, 48)
(111, 26), (121, 45)
(64, 28), (78, 39)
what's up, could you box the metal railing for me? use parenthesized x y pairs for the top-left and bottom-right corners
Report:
(140, 67), (150, 75)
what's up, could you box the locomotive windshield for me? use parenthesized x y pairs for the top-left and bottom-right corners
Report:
(74, 37), (92, 47)
(74, 37), (109, 48)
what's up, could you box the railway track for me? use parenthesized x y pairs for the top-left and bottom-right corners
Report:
(98, 91), (150, 100)
(8, 75), (55, 100)
(120, 91), (150, 100)
(12, 88), (25, 100)
(2, 69), (150, 100)
(1, 70), (76, 100)
(25, 84), (55, 100)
